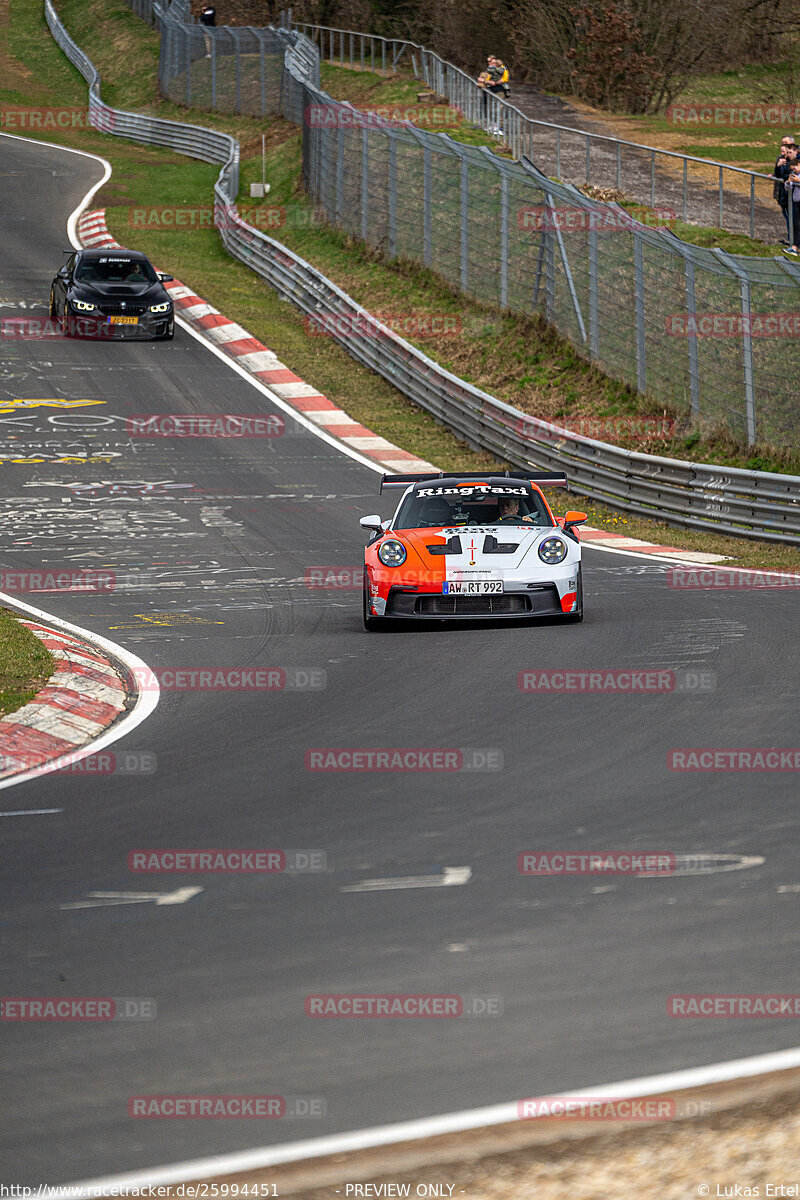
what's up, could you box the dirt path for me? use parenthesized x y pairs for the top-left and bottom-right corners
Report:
(510, 84), (784, 243)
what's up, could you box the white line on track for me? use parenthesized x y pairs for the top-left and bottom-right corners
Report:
(0, 808), (63, 816)
(342, 866), (472, 891)
(0, 136), (159, 792)
(59, 1044), (800, 1193)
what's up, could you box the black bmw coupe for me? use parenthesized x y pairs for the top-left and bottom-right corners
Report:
(49, 248), (174, 339)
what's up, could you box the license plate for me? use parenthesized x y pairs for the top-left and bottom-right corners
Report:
(443, 580), (503, 595)
(108, 315), (139, 325)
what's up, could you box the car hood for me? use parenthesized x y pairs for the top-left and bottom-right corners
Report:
(399, 525), (567, 571)
(70, 281), (168, 303)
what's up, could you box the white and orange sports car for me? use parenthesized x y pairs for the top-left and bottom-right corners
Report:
(360, 472), (587, 628)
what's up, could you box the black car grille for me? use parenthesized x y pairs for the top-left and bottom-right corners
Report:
(415, 594), (532, 615)
(97, 304), (148, 316)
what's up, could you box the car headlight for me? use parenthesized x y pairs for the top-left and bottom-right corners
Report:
(378, 539), (407, 567)
(73, 301), (96, 311)
(538, 536), (567, 565)
(150, 302), (171, 313)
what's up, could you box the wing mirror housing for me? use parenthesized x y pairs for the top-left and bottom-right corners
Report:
(563, 510), (587, 536)
(158, 273), (174, 282)
(360, 515), (389, 533)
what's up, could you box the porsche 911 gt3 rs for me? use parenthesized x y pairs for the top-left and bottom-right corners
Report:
(360, 472), (587, 628)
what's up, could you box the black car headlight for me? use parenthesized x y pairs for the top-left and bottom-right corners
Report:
(538, 536), (568, 565)
(378, 539), (407, 567)
(73, 300), (96, 311)
(150, 302), (171, 313)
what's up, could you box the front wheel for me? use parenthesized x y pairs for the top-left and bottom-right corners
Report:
(562, 567), (583, 623)
(49, 289), (57, 318)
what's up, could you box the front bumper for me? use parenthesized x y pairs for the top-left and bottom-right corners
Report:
(378, 580), (575, 620)
(68, 310), (173, 340)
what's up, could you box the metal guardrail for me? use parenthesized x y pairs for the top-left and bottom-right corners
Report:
(44, 0), (800, 543)
(284, 15), (780, 244)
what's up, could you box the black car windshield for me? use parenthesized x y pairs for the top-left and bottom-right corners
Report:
(394, 483), (551, 529)
(75, 257), (157, 284)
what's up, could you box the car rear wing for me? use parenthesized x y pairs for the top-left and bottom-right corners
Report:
(380, 471), (569, 493)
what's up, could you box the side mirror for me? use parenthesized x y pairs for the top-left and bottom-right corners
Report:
(158, 273), (174, 282)
(57, 267), (70, 279)
(360, 514), (386, 533)
(563, 510), (587, 537)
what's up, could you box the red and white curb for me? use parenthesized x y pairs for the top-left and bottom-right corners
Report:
(0, 619), (128, 780)
(77, 210), (436, 475)
(579, 525), (728, 563)
(77, 210), (729, 565)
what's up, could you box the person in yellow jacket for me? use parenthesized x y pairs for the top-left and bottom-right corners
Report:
(481, 56), (509, 135)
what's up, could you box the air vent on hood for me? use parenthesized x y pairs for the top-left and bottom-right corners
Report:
(483, 535), (518, 554)
(426, 536), (462, 555)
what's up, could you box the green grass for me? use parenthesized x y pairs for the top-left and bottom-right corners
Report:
(0, 611), (55, 717)
(6, 0), (800, 571)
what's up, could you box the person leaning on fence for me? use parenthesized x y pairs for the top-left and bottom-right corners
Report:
(771, 136), (794, 244)
(200, 3), (215, 57)
(483, 56), (509, 135)
(784, 158), (800, 255)
(477, 57), (494, 117)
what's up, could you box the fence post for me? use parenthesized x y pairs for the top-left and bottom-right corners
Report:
(460, 156), (469, 291)
(500, 169), (509, 308)
(684, 255), (700, 420)
(259, 31), (266, 114)
(234, 30), (242, 113)
(388, 130), (397, 258)
(336, 122), (345, 226)
(185, 25), (191, 105)
(211, 32), (216, 107)
(713, 249), (756, 445)
(633, 227), (646, 394)
(361, 125), (369, 242)
(423, 142), (432, 268)
(588, 224), (599, 360)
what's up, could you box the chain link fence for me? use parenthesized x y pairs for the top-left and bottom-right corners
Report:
(153, 3), (800, 451)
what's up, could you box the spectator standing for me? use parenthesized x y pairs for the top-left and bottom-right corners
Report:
(785, 157), (800, 254)
(200, 4), (215, 57)
(485, 56), (509, 136)
(772, 136), (793, 244)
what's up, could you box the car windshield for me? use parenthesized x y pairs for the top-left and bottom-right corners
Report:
(393, 484), (551, 530)
(75, 257), (157, 284)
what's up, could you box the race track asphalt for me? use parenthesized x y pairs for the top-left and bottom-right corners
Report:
(2, 134), (799, 1183)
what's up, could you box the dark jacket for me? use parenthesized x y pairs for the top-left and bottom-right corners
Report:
(774, 156), (790, 205)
